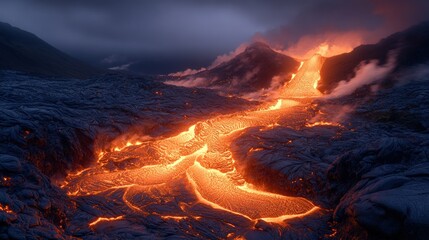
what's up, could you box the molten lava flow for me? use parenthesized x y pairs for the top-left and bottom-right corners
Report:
(281, 54), (325, 98)
(66, 145), (207, 196)
(268, 99), (283, 110)
(89, 216), (124, 227)
(63, 99), (319, 222)
(63, 56), (339, 225)
(282, 34), (363, 59)
(187, 161), (317, 220)
(306, 121), (342, 127)
(313, 73), (321, 89)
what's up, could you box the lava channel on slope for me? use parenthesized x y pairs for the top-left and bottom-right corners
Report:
(62, 53), (336, 230)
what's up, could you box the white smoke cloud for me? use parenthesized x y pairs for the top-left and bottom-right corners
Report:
(239, 75), (288, 101)
(168, 67), (206, 77)
(208, 43), (249, 69)
(326, 55), (396, 99)
(307, 104), (354, 125)
(109, 62), (134, 71)
(166, 43), (248, 78)
(164, 77), (207, 88)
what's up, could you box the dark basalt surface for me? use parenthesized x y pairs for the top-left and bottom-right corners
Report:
(231, 79), (429, 239)
(319, 21), (429, 93)
(1, 71), (429, 239)
(0, 71), (255, 239)
(169, 42), (299, 94)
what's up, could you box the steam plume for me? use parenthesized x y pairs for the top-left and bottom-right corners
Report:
(326, 55), (396, 99)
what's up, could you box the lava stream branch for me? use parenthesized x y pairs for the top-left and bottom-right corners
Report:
(63, 55), (333, 223)
(187, 161), (317, 221)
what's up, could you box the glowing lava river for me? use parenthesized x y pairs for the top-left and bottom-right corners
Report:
(61, 55), (331, 237)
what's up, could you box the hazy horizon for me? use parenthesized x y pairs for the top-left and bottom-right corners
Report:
(1, 0), (428, 74)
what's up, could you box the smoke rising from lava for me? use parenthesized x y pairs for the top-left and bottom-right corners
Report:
(257, 0), (429, 59)
(165, 77), (208, 88)
(168, 68), (207, 78)
(167, 43), (250, 78)
(326, 55), (396, 99)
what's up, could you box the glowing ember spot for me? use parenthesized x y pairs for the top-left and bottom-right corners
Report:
(249, 147), (264, 152)
(69, 168), (91, 177)
(263, 99), (300, 112)
(89, 216), (124, 227)
(2, 177), (11, 186)
(298, 61), (304, 71)
(268, 99), (282, 110)
(265, 123), (280, 128)
(0, 204), (13, 214)
(305, 121), (342, 127)
(109, 140), (145, 153)
(313, 72), (321, 89)
(170, 124), (196, 143)
(97, 151), (105, 159)
(161, 215), (188, 221)
(187, 162), (316, 221)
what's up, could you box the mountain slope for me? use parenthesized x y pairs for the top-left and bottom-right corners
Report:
(319, 21), (429, 93)
(0, 22), (102, 79)
(168, 42), (299, 94)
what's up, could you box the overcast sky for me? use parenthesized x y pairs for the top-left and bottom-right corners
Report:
(0, 0), (428, 74)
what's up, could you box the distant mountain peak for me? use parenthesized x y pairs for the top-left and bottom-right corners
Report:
(166, 41), (299, 95)
(244, 42), (272, 52)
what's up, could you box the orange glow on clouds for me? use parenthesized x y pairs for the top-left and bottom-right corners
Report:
(276, 31), (364, 59)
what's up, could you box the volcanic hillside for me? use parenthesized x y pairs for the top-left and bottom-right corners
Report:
(319, 21), (429, 93)
(0, 22), (102, 79)
(167, 42), (299, 94)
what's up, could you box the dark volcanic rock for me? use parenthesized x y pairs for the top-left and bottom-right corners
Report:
(319, 21), (429, 93)
(334, 163), (429, 239)
(231, 126), (341, 207)
(0, 71), (253, 177)
(231, 76), (429, 239)
(328, 80), (429, 239)
(168, 42), (299, 94)
(0, 22), (102, 79)
(0, 70), (254, 239)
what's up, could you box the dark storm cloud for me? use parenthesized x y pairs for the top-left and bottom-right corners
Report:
(0, 1), (298, 55)
(0, 0), (428, 73)
(259, 0), (429, 52)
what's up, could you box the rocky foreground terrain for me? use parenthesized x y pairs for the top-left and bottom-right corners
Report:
(0, 66), (428, 239)
(0, 71), (255, 239)
(0, 21), (429, 239)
